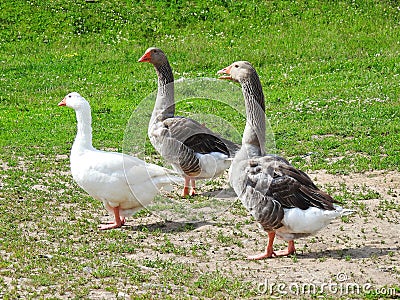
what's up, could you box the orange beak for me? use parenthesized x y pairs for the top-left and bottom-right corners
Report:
(138, 51), (151, 63)
(58, 98), (67, 106)
(217, 65), (233, 80)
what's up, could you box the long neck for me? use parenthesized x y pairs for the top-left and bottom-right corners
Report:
(152, 61), (175, 121)
(239, 73), (266, 157)
(72, 106), (93, 152)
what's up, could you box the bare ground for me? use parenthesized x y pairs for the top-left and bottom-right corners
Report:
(93, 170), (400, 299)
(4, 159), (398, 298)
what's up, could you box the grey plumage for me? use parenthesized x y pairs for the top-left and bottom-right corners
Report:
(219, 61), (352, 259)
(140, 47), (239, 183)
(223, 62), (337, 222)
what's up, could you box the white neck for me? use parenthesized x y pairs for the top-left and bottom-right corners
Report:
(72, 105), (94, 153)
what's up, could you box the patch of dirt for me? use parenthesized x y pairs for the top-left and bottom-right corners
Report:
(7, 168), (397, 299)
(118, 170), (400, 298)
(309, 169), (400, 196)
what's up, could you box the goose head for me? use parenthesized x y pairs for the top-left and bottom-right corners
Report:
(138, 47), (168, 67)
(58, 92), (89, 110)
(217, 61), (256, 84)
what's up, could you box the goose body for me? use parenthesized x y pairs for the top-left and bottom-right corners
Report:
(139, 47), (239, 196)
(218, 62), (353, 259)
(59, 92), (182, 230)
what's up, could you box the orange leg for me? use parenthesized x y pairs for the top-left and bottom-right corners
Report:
(105, 217), (126, 225)
(182, 176), (196, 197)
(99, 206), (124, 230)
(248, 232), (276, 260)
(273, 240), (296, 257)
(182, 176), (190, 197)
(189, 178), (196, 196)
(247, 232), (296, 260)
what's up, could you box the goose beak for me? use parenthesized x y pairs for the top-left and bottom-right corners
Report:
(217, 65), (233, 80)
(138, 51), (151, 63)
(58, 98), (67, 106)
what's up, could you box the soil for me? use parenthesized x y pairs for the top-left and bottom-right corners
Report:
(112, 170), (400, 298)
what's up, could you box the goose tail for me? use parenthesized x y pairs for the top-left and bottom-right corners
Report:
(334, 205), (356, 216)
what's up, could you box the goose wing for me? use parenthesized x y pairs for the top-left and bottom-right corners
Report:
(245, 155), (338, 210)
(163, 116), (239, 156)
(237, 154), (338, 231)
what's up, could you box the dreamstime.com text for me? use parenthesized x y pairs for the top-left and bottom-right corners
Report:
(257, 273), (396, 297)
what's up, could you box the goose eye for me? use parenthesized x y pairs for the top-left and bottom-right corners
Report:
(234, 64), (239, 68)
(68, 95), (72, 98)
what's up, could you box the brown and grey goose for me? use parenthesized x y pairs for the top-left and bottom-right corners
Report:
(218, 61), (353, 259)
(138, 47), (239, 197)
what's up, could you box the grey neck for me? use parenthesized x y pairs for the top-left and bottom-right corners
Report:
(153, 61), (175, 121)
(239, 74), (266, 157)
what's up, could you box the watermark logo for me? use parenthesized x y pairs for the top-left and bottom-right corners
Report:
(257, 272), (396, 297)
(122, 78), (276, 222)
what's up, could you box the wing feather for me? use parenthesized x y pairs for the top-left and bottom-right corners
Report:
(237, 155), (338, 218)
(163, 117), (239, 156)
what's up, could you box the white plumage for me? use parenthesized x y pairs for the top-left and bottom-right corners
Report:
(59, 92), (182, 230)
(277, 206), (354, 241)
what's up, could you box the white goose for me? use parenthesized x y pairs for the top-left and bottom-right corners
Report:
(58, 92), (182, 230)
(138, 47), (239, 197)
(218, 62), (353, 259)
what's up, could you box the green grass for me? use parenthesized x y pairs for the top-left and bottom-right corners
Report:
(1, 0), (400, 171)
(1, 0), (400, 298)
